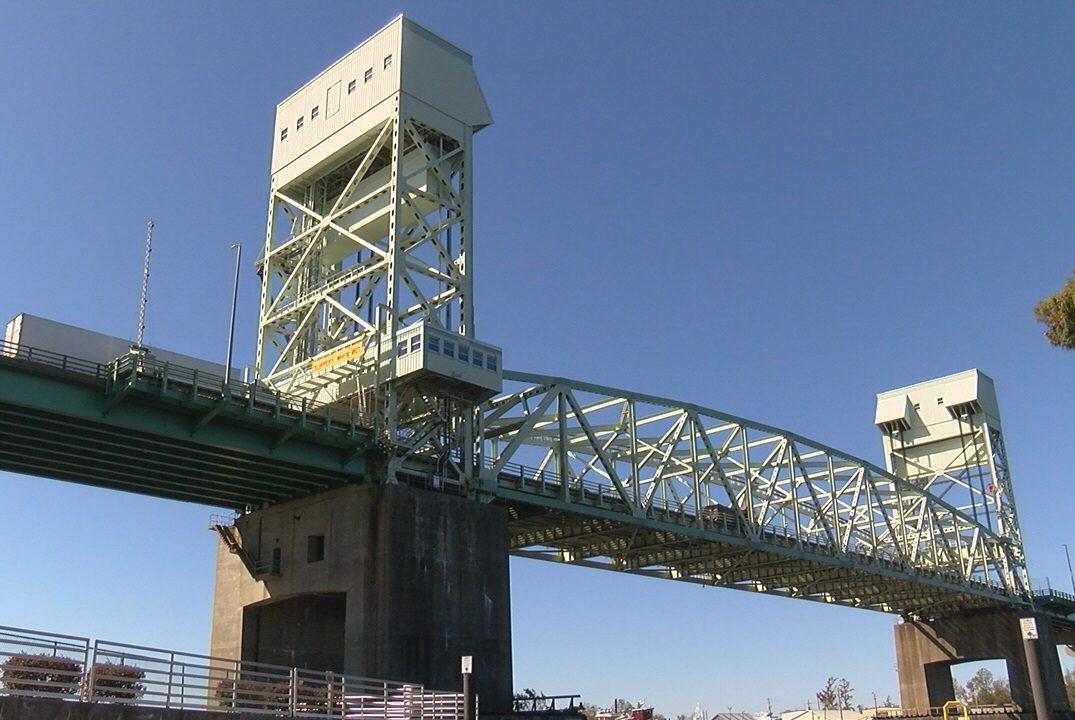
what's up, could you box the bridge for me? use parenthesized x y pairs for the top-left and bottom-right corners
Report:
(0, 339), (1026, 617)
(1, 13), (1072, 720)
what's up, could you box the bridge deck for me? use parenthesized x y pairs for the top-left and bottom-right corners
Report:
(0, 345), (373, 508)
(0, 344), (1041, 618)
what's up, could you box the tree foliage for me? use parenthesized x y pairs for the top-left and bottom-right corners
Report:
(1065, 668), (1075, 708)
(1034, 271), (1075, 350)
(816, 677), (854, 710)
(953, 668), (1011, 706)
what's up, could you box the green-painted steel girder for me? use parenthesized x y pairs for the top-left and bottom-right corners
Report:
(0, 363), (374, 509)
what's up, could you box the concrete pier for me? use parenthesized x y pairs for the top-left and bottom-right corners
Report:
(210, 483), (513, 713)
(894, 609), (1071, 715)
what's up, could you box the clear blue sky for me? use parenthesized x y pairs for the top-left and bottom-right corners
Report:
(1, 2), (1073, 716)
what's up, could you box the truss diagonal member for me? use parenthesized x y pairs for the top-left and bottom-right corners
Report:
(562, 388), (635, 511)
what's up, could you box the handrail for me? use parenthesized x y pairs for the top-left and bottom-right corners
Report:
(0, 338), (378, 437)
(0, 623), (463, 719)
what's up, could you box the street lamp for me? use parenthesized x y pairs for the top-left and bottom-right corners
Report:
(1063, 543), (1075, 596)
(224, 243), (241, 386)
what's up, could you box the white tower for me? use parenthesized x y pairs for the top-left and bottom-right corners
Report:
(875, 369), (1028, 594)
(255, 16), (500, 480)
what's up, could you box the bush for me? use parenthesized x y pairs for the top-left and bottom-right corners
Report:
(214, 678), (291, 711)
(90, 662), (145, 700)
(213, 677), (336, 713)
(0, 653), (83, 695)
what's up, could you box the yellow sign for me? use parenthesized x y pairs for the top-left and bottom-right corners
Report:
(310, 339), (366, 376)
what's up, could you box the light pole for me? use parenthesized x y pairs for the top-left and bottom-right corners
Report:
(1063, 544), (1075, 596)
(224, 243), (241, 386)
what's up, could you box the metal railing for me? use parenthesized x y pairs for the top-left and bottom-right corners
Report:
(513, 693), (581, 713)
(0, 338), (110, 379)
(0, 625), (463, 719)
(107, 350), (377, 432)
(0, 338), (379, 436)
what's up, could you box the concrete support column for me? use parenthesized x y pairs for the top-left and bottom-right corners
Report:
(894, 609), (1071, 716)
(210, 483), (514, 713)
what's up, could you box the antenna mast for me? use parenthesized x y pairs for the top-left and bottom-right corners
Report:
(135, 218), (154, 348)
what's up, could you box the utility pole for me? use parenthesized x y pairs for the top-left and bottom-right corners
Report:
(134, 219), (154, 348)
(224, 243), (241, 385)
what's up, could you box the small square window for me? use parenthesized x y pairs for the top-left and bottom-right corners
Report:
(280, 128), (288, 142)
(296, 116), (304, 130)
(364, 68), (373, 83)
(410, 336), (422, 353)
(311, 106), (319, 119)
(347, 79), (357, 94)
(397, 342), (407, 357)
(443, 340), (455, 358)
(307, 535), (325, 563)
(912, 402), (921, 410)
(472, 350), (483, 367)
(384, 54), (393, 69)
(486, 354), (497, 371)
(428, 336), (440, 353)
(936, 397), (944, 405)
(458, 345), (469, 363)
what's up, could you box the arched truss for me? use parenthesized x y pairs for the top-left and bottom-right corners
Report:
(477, 371), (1028, 614)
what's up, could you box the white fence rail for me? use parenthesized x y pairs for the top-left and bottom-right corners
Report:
(0, 626), (463, 719)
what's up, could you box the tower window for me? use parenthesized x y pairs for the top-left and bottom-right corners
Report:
(397, 341), (407, 357)
(443, 340), (455, 358)
(280, 128), (288, 141)
(307, 535), (325, 563)
(458, 345), (469, 363)
(428, 336), (440, 353)
(383, 54), (392, 69)
(311, 105), (319, 119)
(486, 354), (497, 371)
(472, 350), (483, 367)
(364, 68), (373, 83)
(347, 79), (357, 94)
(296, 116), (304, 130)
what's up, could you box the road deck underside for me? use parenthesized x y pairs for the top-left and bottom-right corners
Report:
(0, 356), (372, 508)
(503, 503), (1013, 617)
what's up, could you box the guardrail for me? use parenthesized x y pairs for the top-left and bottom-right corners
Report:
(0, 625), (463, 719)
(107, 349), (377, 433)
(513, 693), (581, 713)
(0, 338), (380, 438)
(0, 338), (110, 379)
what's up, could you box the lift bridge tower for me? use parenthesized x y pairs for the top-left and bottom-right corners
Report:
(219, 18), (513, 707)
(254, 15), (500, 482)
(875, 369), (1029, 595)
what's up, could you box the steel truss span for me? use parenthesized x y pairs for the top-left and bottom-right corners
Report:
(479, 372), (1027, 616)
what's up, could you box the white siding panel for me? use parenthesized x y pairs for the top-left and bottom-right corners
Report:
(271, 18), (403, 180)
